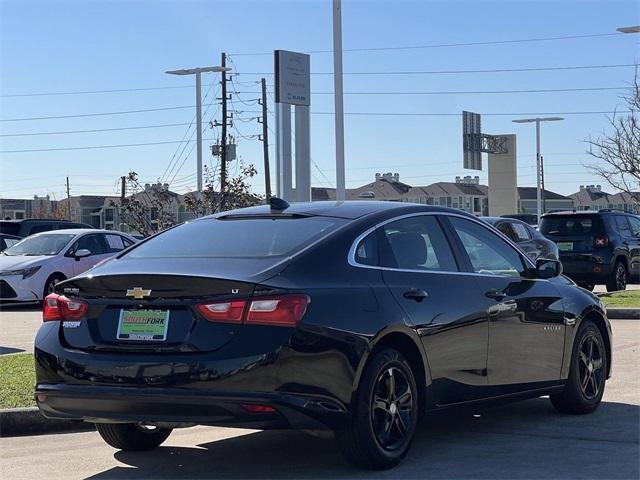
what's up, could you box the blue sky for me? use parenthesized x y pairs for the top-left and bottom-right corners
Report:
(1, 0), (638, 200)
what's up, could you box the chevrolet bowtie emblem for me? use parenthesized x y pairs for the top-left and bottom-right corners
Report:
(126, 287), (152, 299)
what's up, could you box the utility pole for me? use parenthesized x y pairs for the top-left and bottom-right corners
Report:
(259, 78), (272, 200)
(120, 176), (126, 199)
(220, 52), (228, 211)
(65, 176), (71, 220)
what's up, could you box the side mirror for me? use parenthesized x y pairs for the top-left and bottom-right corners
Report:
(74, 248), (91, 260)
(536, 258), (562, 279)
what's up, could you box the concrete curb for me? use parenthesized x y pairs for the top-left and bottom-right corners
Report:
(606, 308), (640, 320)
(0, 407), (93, 437)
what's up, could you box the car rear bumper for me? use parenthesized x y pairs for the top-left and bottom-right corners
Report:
(35, 384), (348, 430)
(559, 254), (614, 284)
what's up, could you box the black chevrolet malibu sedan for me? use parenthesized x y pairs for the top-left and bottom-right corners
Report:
(35, 201), (612, 469)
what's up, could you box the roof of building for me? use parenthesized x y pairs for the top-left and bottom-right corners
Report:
(517, 187), (572, 201)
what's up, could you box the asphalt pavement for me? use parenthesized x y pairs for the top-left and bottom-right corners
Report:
(0, 320), (638, 479)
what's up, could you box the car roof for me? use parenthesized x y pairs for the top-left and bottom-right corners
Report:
(210, 201), (469, 220)
(29, 228), (127, 236)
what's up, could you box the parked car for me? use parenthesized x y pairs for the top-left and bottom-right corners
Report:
(0, 229), (136, 302)
(0, 218), (95, 238)
(483, 217), (559, 261)
(35, 201), (611, 469)
(539, 209), (640, 292)
(0, 233), (21, 251)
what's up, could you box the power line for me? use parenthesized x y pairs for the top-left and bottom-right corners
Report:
(239, 63), (637, 76)
(234, 86), (627, 96)
(0, 104), (218, 122)
(229, 32), (624, 56)
(0, 122), (192, 137)
(0, 138), (216, 154)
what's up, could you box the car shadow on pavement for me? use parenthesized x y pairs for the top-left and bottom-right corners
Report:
(0, 346), (25, 355)
(89, 398), (639, 479)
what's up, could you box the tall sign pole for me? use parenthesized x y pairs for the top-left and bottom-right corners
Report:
(274, 50), (310, 202)
(333, 0), (346, 201)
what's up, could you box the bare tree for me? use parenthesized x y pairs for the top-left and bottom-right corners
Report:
(183, 160), (263, 216)
(111, 172), (177, 237)
(585, 70), (640, 202)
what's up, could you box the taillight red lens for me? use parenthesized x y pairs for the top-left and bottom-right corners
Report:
(43, 293), (61, 322)
(196, 295), (309, 327)
(246, 295), (310, 327)
(197, 300), (247, 323)
(594, 236), (609, 248)
(42, 293), (88, 322)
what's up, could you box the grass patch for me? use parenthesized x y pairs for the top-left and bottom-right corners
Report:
(0, 353), (35, 409)
(601, 290), (640, 309)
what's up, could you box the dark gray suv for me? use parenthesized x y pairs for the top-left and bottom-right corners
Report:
(539, 210), (640, 291)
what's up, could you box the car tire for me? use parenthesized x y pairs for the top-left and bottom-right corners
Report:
(337, 348), (419, 470)
(550, 320), (607, 415)
(43, 273), (66, 299)
(606, 261), (627, 292)
(95, 423), (172, 451)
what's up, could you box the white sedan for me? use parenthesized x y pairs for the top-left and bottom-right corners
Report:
(0, 229), (137, 302)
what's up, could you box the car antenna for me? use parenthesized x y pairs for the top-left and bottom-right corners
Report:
(269, 197), (290, 211)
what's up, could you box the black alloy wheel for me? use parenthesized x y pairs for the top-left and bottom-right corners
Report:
(607, 261), (627, 292)
(550, 319), (607, 414)
(371, 367), (414, 452)
(337, 348), (419, 470)
(577, 333), (604, 400)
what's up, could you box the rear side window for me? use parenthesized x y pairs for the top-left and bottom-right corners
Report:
(539, 215), (605, 236)
(628, 216), (640, 237)
(510, 222), (531, 242)
(127, 216), (345, 259)
(614, 216), (632, 238)
(354, 232), (378, 266)
(379, 216), (458, 272)
(104, 234), (126, 253)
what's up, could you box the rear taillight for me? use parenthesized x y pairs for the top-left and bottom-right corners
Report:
(196, 300), (246, 323)
(197, 294), (309, 327)
(42, 293), (88, 322)
(593, 236), (609, 248)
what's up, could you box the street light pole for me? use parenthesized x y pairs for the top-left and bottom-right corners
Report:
(165, 65), (230, 193)
(333, 0), (346, 201)
(512, 117), (564, 223)
(195, 71), (202, 192)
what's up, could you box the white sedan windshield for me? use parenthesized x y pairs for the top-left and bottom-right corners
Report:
(4, 234), (75, 256)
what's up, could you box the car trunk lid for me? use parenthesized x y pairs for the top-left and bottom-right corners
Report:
(58, 272), (261, 353)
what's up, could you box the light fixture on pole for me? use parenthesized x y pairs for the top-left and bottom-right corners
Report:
(166, 65), (230, 193)
(512, 117), (564, 223)
(616, 25), (640, 33)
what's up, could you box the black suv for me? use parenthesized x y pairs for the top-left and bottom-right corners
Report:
(539, 210), (640, 291)
(0, 219), (94, 238)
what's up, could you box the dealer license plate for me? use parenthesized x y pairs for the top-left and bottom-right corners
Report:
(117, 309), (169, 341)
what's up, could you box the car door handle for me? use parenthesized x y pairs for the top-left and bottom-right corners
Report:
(485, 289), (507, 301)
(403, 288), (428, 302)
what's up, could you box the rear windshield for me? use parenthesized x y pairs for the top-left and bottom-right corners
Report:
(539, 215), (605, 236)
(126, 216), (346, 259)
(0, 222), (20, 236)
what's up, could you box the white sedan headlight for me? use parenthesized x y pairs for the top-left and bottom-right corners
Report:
(1, 266), (41, 279)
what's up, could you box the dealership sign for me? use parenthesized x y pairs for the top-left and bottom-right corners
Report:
(274, 50), (310, 106)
